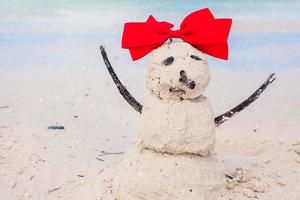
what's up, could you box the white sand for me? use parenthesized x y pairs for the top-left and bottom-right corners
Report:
(0, 67), (300, 199)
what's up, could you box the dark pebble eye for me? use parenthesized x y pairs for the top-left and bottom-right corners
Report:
(163, 56), (174, 66)
(190, 55), (202, 61)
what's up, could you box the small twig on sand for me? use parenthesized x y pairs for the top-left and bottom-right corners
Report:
(99, 46), (143, 113)
(0, 106), (9, 109)
(47, 126), (65, 130)
(96, 157), (104, 161)
(98, 152), (124, 157)
(225, 174), (234, 179)
(47, 187), (62, 194)
(96, 151), (124, 161)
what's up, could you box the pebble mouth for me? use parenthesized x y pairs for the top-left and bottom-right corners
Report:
(169, 87), (186, 94)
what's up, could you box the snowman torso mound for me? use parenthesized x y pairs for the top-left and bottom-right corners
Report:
(112, 42), (225, 200)
(140, 95), (215, 156)
(140, 42), (215, 156)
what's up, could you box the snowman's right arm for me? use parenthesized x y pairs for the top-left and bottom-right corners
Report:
(100, 46), (143, 113)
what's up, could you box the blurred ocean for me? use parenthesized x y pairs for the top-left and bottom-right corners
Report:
(0, 0), (300, 70)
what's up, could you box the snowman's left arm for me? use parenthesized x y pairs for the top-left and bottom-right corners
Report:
(100, 46), (143, 113)
(214, 73), (275, 127)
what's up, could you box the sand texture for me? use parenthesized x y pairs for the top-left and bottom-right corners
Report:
(0, 67), (300, 200)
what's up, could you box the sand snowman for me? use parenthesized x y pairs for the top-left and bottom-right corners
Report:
(100, 8), (275, 200)
(112, 41), (226, 200)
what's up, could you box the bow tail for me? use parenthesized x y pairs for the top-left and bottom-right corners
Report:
(195, 43), (229, 60)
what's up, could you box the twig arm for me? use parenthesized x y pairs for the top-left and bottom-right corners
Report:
(99, 46), (143, 113)
(214, 73), (276, 127)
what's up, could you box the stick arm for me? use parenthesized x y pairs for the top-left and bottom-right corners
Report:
(99, 46), (143, 113)
(214, 73), (276, 127)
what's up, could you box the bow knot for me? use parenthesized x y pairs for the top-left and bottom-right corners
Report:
(122, 8), (232, 61)
(169, 29), (183, 38)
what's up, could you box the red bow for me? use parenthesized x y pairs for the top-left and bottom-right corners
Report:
(122, 8), (232, 61)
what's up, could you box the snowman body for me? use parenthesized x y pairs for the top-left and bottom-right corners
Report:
(140, 94), (215, 156)
(112, 42), (226, 200)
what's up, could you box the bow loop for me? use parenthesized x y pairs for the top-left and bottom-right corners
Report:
(122, 8), (232, 61)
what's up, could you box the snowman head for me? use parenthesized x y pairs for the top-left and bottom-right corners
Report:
(146, 42), (210, 100)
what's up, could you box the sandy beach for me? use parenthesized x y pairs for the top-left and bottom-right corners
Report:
(1, 0), (300, 199)
(0, 67), (299, 199)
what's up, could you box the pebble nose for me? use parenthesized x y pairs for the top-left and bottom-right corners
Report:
(179, 70), (196, 89)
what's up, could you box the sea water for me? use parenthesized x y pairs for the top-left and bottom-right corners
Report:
(0, 0), (299, 70)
